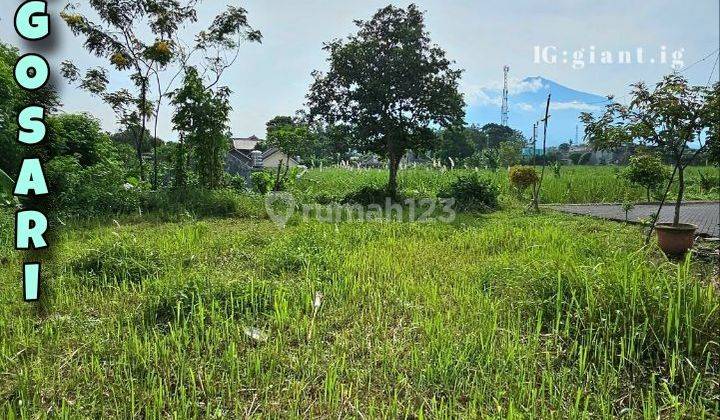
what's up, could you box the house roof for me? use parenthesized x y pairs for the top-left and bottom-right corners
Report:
(262, 147), (299, 163)
(231, 135), (262, 151)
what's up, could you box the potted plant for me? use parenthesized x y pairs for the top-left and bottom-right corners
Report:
(581, 75), (718, 256)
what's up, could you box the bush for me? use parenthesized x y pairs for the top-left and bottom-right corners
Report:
(621, 154), (669, 202)
(225, 173), (249, 192)
(251, 171), (274, 194)
(342, 184), (393, 205)
(46, 156), (143, 217)
(508, 165), (539, 193)
(438, 172), (499, 212)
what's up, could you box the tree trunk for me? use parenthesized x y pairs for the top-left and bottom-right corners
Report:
(274, 160), (283, 191)
(138, 81), (147, 182)
(135, 126), (144, 182)
(673, 165), (684, 226)
(282, 156), (291, 181)
(388, 153), (399, 199)
(152, 135), (158, 189)
(646, 188), (650, 203)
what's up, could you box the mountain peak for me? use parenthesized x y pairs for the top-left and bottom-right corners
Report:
(465, 76), (608, 145)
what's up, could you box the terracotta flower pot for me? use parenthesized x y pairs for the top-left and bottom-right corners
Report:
(655, 222), (697, 257)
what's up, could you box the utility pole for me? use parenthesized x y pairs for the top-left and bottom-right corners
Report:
(501, 65), (510, 126)
(531, 94), (551, 212)
(531, 123), (537, 167)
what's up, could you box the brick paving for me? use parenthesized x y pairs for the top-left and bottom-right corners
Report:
(549, 202), (720, 238)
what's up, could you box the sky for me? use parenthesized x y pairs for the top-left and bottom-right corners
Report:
(1, 0), (718, 142)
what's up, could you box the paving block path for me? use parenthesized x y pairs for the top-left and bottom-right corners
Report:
(549, 202), (720, 238)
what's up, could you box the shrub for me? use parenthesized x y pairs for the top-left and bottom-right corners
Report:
(46, 156), (143, 217)
(251, 171), (274, 194)
(225, 173), (249, 192)
(508, 165), (539, 193)
(579, 152), (592, 165)
(695, 170), (719, 194)
(569, 152), (583, 165)
(498, 140), (523, 167)
(438, 172), (499, 212)
(342, 185), (393, 205)
(621, 154), (669, 202)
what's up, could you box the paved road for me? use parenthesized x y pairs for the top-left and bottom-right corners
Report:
(549, 202), (720, 238)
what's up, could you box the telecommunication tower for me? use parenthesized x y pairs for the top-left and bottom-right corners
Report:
(501, 65), (510, 126)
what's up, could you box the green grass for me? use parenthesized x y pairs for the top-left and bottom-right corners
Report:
(0, 202), (718, 417)
(292, 165), (719, 204)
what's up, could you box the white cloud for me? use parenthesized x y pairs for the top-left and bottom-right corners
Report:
(461, 84), (502, 106)
(550, 101), (601, 111)
(515, 102), (534, 112)
(509, 77), (545, 95)
(462, 77), (547, 106)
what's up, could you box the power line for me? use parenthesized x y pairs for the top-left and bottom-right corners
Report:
(706, 52), (719, 86)
(676, 48), (719, 74)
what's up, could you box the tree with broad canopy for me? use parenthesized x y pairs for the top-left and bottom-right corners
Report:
(306, 4), (465, 197)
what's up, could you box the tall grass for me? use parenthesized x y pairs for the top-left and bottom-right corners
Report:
(0, 208), (717, 417)
(293, 165), (719, 204)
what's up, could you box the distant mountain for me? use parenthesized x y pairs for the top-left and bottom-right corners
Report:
(464, 77), (609, 146)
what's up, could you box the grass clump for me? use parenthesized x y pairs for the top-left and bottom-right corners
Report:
(144, 274), (278, 327)
(145, 188), (265, 218)
(70, 233), (165, 284)
(438, 172), (499, 212)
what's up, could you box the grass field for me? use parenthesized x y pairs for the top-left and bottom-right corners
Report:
(0, 167), (718, 418)
(292, 165), (719, 205)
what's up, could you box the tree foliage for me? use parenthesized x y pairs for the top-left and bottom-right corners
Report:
(60, 0), (261, 186)
(307, 4), (464, 196)
(435, 125), (487, 163)
(0, 43), (60, 177)
(498, 140), (524, 167)
(581, 74), (715, 225)
(171, 67), (231, 190)
(480, 123), (526, 149)
(621, 153), (670, 202)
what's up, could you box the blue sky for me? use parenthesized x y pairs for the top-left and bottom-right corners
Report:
(1, 0), (718, 142)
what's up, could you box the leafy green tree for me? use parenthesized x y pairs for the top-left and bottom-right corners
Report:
(0, 43), (60, 177)
(498, 140), (523, 167)
(703, 82), (719, 166)
(265, 116), (313, 190)
(307, 4), (464, 197)
(621, 153), (670, 202)
(581, 74), (713, 226)
(45, 114), (114, 167)
(60, 1), (260, 188)
(480, 123), (525, 149)
(307, 123), (355, 165)
(435, 126), (487, 163)
(171, 67), (231, 189)
(110, 125), (162, 154)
